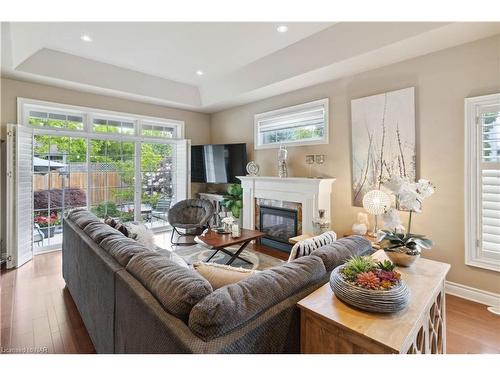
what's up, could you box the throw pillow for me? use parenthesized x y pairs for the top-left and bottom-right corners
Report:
(125, 222), (156, 248)
(104, 216), (136, 239)
(288, 230), (337, 262)
(193, 262), (259, 289)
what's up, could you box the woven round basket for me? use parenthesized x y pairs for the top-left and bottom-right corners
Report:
(329, 264), (410, 313)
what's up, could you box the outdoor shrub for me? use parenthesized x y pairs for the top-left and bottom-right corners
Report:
(34, 188), (87, 210)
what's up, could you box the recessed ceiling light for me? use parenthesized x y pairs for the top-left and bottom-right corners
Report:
(276, 25), (288, 33)
(80, 34), (92, 42)
(196, 70), (204, 76)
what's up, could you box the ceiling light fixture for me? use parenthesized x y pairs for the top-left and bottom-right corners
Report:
(276, 25), (288, 33)
(196, 70), (204, 76)
(80, 34), (92, 42)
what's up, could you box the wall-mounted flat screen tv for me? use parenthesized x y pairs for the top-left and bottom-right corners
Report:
(191, 143), (247, 184)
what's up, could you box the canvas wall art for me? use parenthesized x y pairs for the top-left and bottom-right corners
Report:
(351, 87), (416, 207)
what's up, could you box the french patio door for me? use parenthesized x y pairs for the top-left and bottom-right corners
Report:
(7, 123), (190, 266)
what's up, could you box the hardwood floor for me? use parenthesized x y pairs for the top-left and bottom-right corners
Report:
(1, 251), (94, 354)
(1, 250), (499, 354)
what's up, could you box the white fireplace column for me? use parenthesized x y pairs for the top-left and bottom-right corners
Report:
(236, 176), (336, 234)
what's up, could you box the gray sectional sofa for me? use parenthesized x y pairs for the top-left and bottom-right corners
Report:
(62, 209), (372, 353)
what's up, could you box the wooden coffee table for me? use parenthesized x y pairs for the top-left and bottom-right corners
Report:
(198, 229), (265, 266)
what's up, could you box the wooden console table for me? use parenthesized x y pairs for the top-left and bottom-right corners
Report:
(298, 250), (450, 354)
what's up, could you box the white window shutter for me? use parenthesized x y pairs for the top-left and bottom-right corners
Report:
(479, 105), (500, 258)
(465, 94), (500, 272)
(174, 139), (191, 203)
(6, 124), (34, 268)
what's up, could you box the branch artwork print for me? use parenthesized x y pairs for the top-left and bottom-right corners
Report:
(351, 87), (416, 207)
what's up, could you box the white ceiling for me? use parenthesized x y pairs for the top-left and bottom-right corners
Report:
(2, 22), (500, 112)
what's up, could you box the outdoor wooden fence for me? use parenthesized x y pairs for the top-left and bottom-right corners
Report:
(33, 172), (123, 203)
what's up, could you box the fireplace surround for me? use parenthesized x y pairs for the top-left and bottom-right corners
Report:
(237, 176), (336, 241)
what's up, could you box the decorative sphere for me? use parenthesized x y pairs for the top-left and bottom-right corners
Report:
(362, 189), (392, 215)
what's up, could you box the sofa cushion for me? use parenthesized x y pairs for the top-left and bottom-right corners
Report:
(100, 233), (151, 267)
(67, 209), (100, 229)
(83, 221), (123, 244)
(154, 247), (190, 269)
(188, 255), (326, 340)
(311, 235), (373, 272)
(126, 252), (213, 319)
(193, 262), (259, 290)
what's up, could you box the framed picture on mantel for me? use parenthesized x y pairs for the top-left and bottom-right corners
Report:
(350, 87), (416, 207)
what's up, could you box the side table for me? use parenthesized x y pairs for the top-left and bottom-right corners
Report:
(298, 250), (450, 354)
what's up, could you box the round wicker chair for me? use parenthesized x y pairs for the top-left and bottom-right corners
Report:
(167, 198), (215, 245)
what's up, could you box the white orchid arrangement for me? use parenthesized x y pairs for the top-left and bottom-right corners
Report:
(221, 216), (235, 226)
(378, 177), (435, 255)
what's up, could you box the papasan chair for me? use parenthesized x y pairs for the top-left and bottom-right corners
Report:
(167, 198), (215, 245)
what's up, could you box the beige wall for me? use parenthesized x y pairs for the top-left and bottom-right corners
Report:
(0, 77), (211, 258)
(0, 77), (211, 143)
(211, 35), (500, 294)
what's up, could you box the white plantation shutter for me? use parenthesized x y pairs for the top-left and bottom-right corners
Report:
(480, 107), (500, 256)
(482, 169), (500, 252)
(6, 124), (34, 268)
(465, 94), (500, 272)
(173, 139), (191, 203)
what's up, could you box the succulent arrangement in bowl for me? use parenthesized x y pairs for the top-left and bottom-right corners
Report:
(341, 256), (402, 290)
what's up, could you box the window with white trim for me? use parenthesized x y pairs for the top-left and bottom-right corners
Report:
(27, 106), (85, 130)
(22, 99), (184, 138)
(141, 121), (177, 138)
(465, 93), (500, 272)
(254, 98), (329, 149)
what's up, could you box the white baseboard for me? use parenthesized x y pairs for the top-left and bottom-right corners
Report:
(446, 281), (500, 307)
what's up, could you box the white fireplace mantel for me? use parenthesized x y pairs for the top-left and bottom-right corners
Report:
(236, 176), (336, 234)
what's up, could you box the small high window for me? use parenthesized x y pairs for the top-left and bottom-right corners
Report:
(254, 98), (329, 149)
(28, 108), (84, 130)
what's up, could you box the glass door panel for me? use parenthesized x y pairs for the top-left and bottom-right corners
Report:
(141, 142), (175, 229)
(89, 139), (135, 222)
(33, 135), (88, 250)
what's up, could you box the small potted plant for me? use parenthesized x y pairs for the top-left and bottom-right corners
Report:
(330, 256), (409, 313)
(222, 184), (243, 222)
(378, 177), (435, 266)
(34, 211), (61, 238)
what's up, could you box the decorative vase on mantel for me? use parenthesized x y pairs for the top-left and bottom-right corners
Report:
(312, 209), (330, 235)
(277, 145), (288, 178)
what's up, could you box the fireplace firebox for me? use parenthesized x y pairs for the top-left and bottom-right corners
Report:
(258, 205), (298, 253)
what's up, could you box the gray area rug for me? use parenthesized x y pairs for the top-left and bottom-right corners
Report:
(173, 244), (283, 270)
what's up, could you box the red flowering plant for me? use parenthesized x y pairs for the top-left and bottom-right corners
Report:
(34, 211), (61, 228)
(341, 256), (401, 290)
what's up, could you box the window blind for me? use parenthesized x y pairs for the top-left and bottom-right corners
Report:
(254, 98), (328, 148)
(257, 106), (326, 132)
